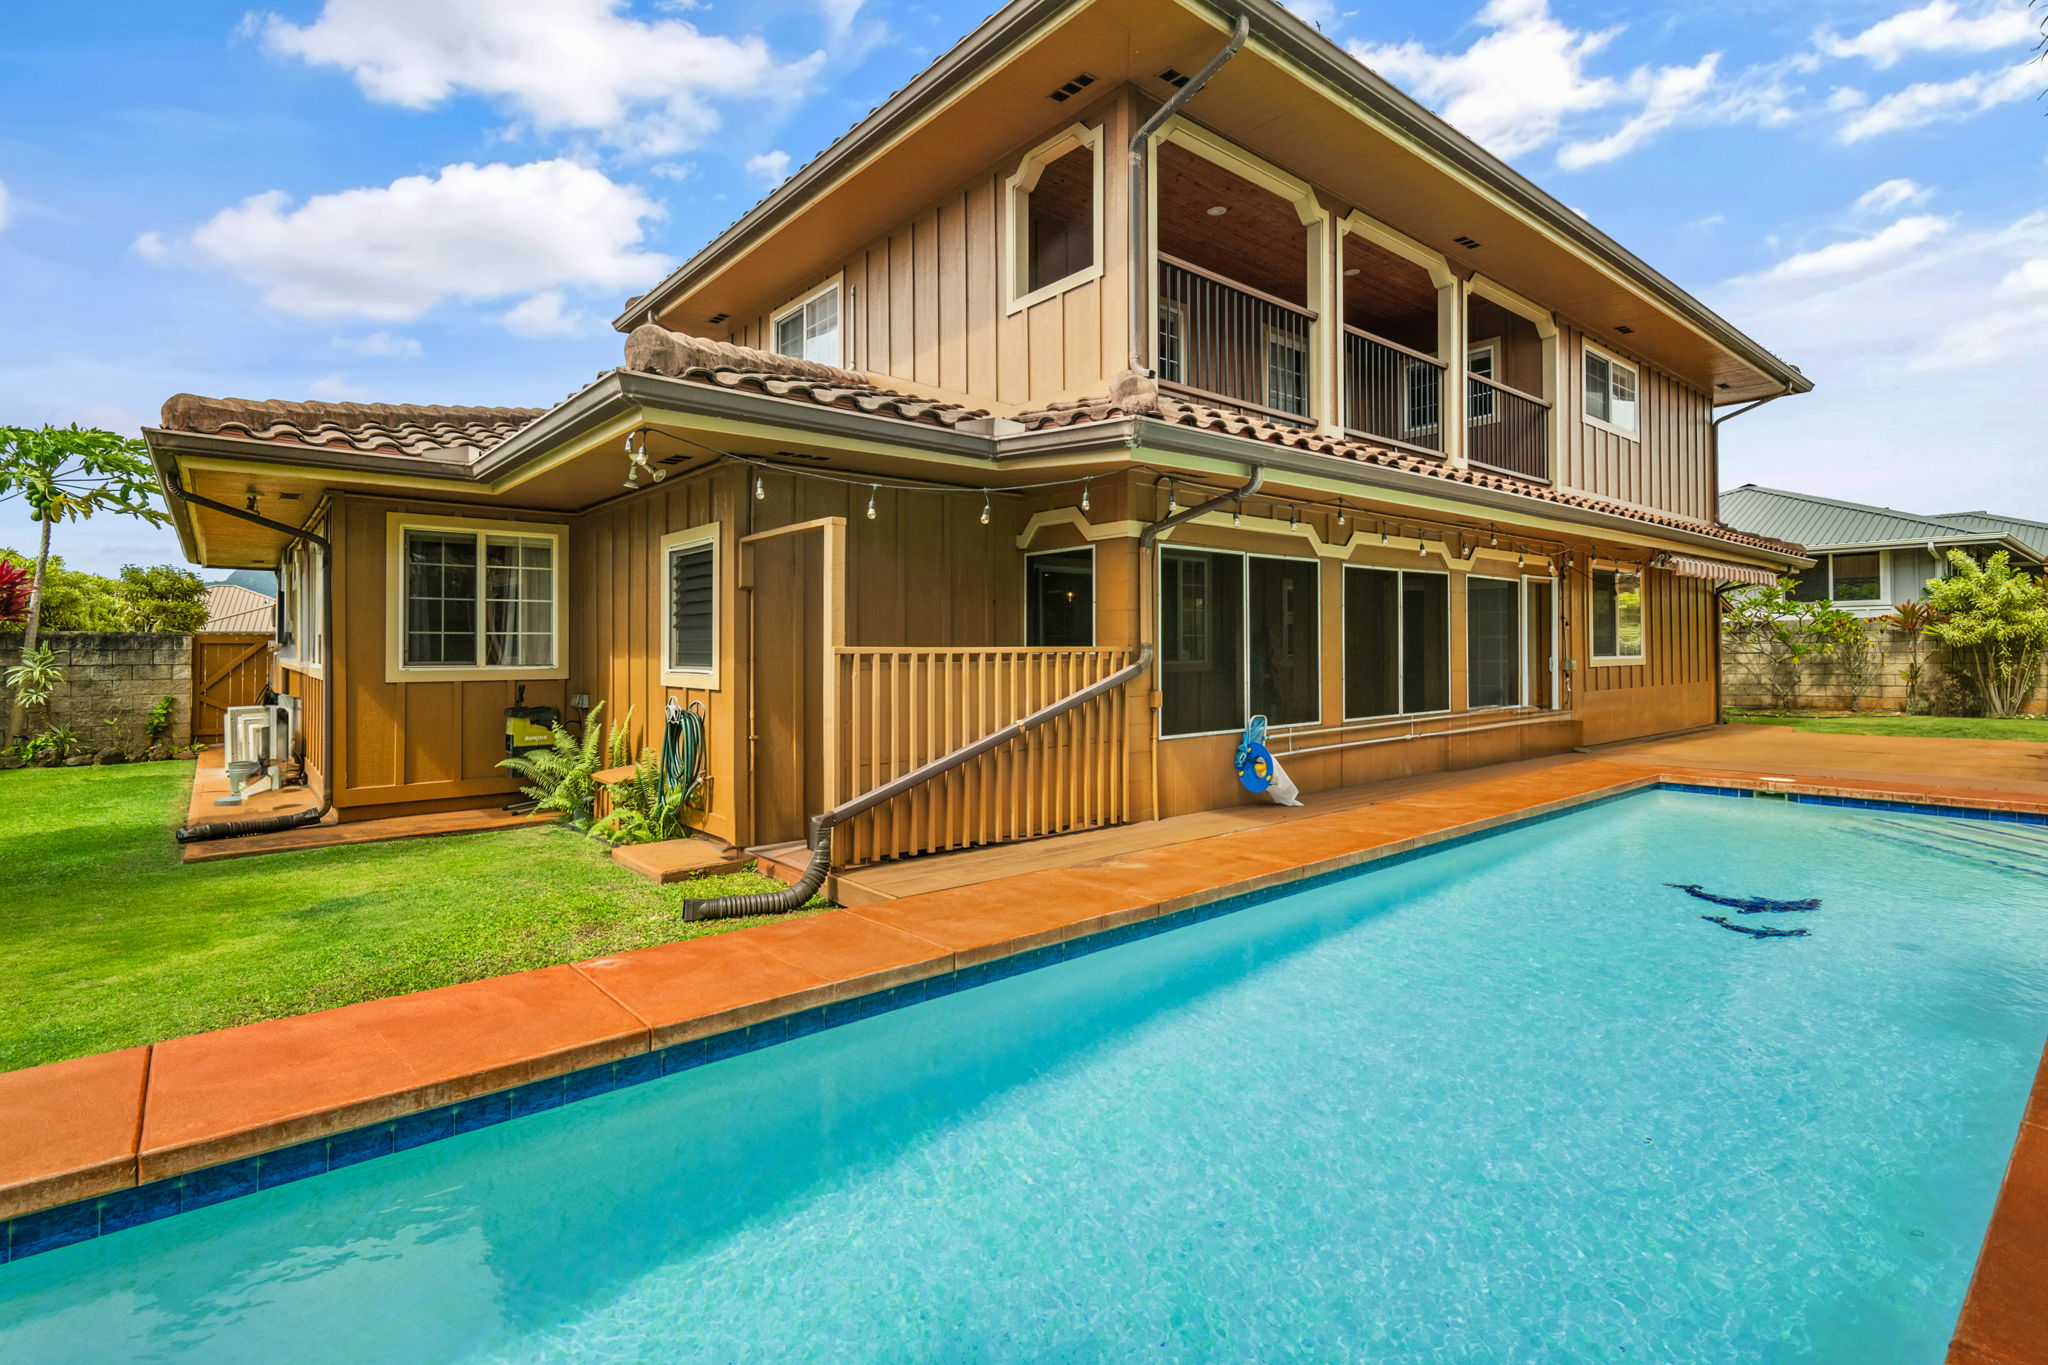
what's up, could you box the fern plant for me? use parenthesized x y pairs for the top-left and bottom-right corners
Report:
(588, 747), (690, 846)
(497, 702), (634, 830)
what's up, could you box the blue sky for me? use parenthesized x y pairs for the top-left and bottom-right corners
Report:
(1, 0), (2042, 574)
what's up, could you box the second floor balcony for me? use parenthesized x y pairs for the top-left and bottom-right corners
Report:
(1152, 138), (1553, 483)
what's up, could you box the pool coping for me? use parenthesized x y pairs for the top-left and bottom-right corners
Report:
(4, 760), (2047, 1363)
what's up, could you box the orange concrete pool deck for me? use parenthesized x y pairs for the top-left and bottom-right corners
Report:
(6, 732), (2048, 1360)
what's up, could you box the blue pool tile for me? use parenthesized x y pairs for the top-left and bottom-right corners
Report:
(328, 1122), (395, 1170)
(98, 1179), (183, 1234)
(563, 1063), (618, 1104)
(392, 1105), (454, 1151)
(612, 1051), (662, 1090)
(258, 1139), (330, 1190)
(508, 1077), (567, 1118)
(9, 1200), (100, 1259)
(660, 1037), (712, 1074)
(452, 1091), (510, 1133)
(180, 1157), (261, 1211)
(784, 1007), (830, 1040)
(748, 1015), (793, 1048)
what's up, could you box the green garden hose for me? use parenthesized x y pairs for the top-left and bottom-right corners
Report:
(660, 699), (706, 807)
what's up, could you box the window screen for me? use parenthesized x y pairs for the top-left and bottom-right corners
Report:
(1592, 569), (1644, 658)
(1248, 558), (1318, 725)
(1026, 550), (1094, 647)
(404, 531), (478, 666)
(1264, 332), (1309, 416)
(1402, 573), (1450, 712)
(1586, 350), (1638, 432)
(773, 287), (841, 365)
(1161, 549), (1243, 737)
(1343, 567), (1400, 719)
(1468, 344), (1497, 422)
(1831, 552), (1881, 602)
(668, 543), (715, 671)
(1466, 577), (1521, 709)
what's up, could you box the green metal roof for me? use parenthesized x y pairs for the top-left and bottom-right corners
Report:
(1934, 511), (2048, 558)
(1718, 485), (1980, 550)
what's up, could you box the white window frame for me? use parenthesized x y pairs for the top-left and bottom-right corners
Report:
(1341, 563), (1453, 723)
(1156, 298), (1189, 386)
(384, 513), (568, 684)
(1466, 338), (1501, 426)
(278, 541), (325, 674)
(1583, 340), (1640, 440)
(1400, 356), (1443, 437)
(1023, 544), (1097, 647)
(1260, 323), (1311, 417)
(660, 523), (721, 689)
(1005, 122), (1105, 314)
(1463, 572), (1525, 712)
(769, 275), (844, 368)
(1156, 545), (1324, 739)
(1590, 565), (1647, 665)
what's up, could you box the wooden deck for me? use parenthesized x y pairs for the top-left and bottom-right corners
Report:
(179, 750), (555, 862)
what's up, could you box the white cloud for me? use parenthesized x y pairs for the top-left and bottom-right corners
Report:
(1349, 0), (1781, 168)
(498, 289), (590, 338)
(1711, 207), (2048, 515)
(335, 331), (422, 358)
(1853, 177), (1933, 213)
(1815, 1), (2036, 68)
(1836, 62), (2037, 140)
(744, 150), (792, 185)
(139, 159), (669, 325)
(132, 230), (169, 261)
(305, 372), (370, 401)
(1747, 214), (1952, 281)
(256, 0), (823, 156)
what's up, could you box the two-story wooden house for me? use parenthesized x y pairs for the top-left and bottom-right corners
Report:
(144, 0), (1810, 905)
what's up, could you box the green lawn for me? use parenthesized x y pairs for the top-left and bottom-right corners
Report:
(0, 763), (821, 1073)
(1725, 711), (2048, 741)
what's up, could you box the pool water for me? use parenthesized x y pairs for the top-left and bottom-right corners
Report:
(5, 791), (2047, 1363)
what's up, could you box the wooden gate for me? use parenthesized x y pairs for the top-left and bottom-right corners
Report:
(191, 632), (272, 743)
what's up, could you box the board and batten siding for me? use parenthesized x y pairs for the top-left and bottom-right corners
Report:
(1576, 566), (1718, 743)
(727, 95), (1133, 416)
(1553, 324), (1717, 524)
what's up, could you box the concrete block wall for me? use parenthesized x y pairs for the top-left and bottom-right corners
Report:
(2, 632), (194, 752)
(1722, 621), (2048, 716)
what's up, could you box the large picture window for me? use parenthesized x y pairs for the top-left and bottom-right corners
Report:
(1343, 566), (1449, 719)
(1789, 551), (1882, 604)
(1007, 125), (1103, 310)
(397, 524), (559, 673)
(1026, 548), (1094, 647)
(1591, 568), (1644, 661)
(1466, 576), (1522, 710)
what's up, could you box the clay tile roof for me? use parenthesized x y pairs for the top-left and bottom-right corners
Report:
(158, 394), (545, 460)
(1015, 385), (1806, 557)
(622, 325), (991, 430)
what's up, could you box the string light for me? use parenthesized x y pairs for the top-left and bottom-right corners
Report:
(866, 485), (878, 520)
(1167, 481), (1179, 514)
(1233, 502), (1243, 526)
(753, 473), (765, 501)
(980, 493), (991, 526)
(1337, 505), (1347, 527)
(1380, 523), (1389, 545)
(1080, 480), (1091, 513)
(1289, 505), (1299, 531)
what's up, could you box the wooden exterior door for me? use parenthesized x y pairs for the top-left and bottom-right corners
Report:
(742, 519), (844, 847)
(191, 632), (272, 743)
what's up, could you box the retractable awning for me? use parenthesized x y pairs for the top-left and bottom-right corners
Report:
(1667, 555), (1780, 586)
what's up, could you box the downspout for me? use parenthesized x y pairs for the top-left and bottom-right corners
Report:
(1707, 390), (1788, 726)
(1126, 13), (1251, 373)
(170, 488), (334, 841)
(681, 469), (1266, 921)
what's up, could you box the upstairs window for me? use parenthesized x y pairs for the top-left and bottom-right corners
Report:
(1584, 345), (1639, 436)
(1007, 125), (1103, 310)
(772, 280), (841, 367)
(1467, 340), (1499, 423)
(1591, 568), (1644, 661)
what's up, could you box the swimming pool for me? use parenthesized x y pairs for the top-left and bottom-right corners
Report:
(3, 789), (2044, 1362)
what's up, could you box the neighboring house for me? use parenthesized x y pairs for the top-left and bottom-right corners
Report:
(202, 583), (277, 635)
(142, 0), (1809, 865)
(1720, 485), (2043, 615)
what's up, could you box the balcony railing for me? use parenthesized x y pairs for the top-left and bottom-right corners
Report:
(1342, 326), (1447, 455)
(1157, 254), (1315, 423)
(1465, 375), (1551, 482)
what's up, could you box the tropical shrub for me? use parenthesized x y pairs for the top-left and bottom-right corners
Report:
(588, 749), (690, 846)
(115, 564), (208, 633)
(497, 702), (633, 830)
(18, 724), (78, 763)
(1878, 600), (1940, 715)
(1923, 550), (2048, 718)
(4, 643), (62, 715)
(1721, 581), (1867, 711)
(145, 695), (176, 749)
(0, 560), (28, 625)
(0, 551), (123, 632)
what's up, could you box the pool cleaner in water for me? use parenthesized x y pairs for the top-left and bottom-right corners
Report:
(1700, 915), (1809, 938)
